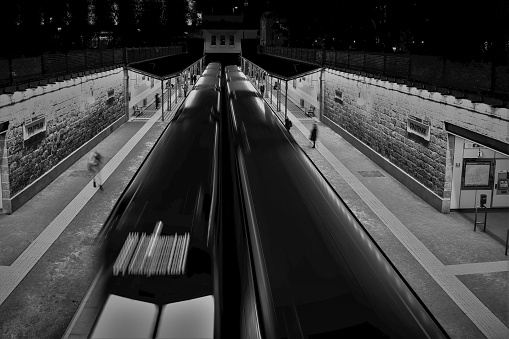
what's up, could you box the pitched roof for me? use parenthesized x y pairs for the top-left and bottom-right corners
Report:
(241, 53), (321, 81)
(128, 52), (204, 79)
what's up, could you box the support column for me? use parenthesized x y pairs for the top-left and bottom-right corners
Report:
(277, 79), (281, 112)
(161, 80), (164, 121)
(169, 77), (172, 111)
(270, 76), (273, 104)
(124, 66), (129, 120)
(319, 67), (324, 121)
(285, 80), (288, 120)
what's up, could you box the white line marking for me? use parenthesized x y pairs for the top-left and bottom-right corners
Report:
(447, 261), (509, 276)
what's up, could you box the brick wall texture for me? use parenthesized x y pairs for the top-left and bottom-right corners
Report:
(324, 70), (509, 198)
(0, 68), (124, 197)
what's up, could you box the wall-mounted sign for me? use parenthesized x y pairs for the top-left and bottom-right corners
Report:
(23, 116), (46, 140)
(464, 142), (482, 148)
(407, 117), (430, 141)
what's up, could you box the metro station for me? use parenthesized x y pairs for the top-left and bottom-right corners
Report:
(0, 2), (508, 339)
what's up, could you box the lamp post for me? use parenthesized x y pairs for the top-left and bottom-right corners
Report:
(160, 79), (164, 121)
(285, 80), (288, 120)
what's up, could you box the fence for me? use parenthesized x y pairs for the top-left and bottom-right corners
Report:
(260, 46), (509, 101)
(0, 46), (184, 89)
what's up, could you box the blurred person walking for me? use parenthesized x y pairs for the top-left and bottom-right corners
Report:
(310, 123), (318, 148)
(87, 150), (103, 190)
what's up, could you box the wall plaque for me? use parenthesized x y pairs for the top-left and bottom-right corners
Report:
(23, 116), (46, 141)
(407, 117), (430, 141)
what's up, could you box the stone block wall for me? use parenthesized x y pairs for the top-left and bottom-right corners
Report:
(323, 69), (509, 198)
(0, 68), (124, 198)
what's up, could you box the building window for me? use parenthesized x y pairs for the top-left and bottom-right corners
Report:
(334, 90), (343, 104)
(220, 35), (225, 45)
(229, 35), (234, 45)
(211, 35), (216, 45)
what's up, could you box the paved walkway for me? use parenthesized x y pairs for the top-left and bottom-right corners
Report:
(0, 78), (507, 339)
(254, 77), (508, 339)
(0, 98), (185, 339)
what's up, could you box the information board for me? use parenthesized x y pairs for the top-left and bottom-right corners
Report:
(462, 160), (492, 189)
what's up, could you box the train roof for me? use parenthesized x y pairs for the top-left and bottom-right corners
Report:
(194, 76), (221, 90)
(225, 65), (241, 72)
(227, 79), (257, 98)
(205, 63), (221, 70)
(202, 69), (222, 77)
(225, 72), (247, 81)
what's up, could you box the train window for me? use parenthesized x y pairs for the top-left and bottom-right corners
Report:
(211, 35), (216, 45)
(229, 35), (234, 45)
(220, 35), (225, 45)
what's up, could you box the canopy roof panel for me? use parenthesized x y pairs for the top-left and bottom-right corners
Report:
(242, 54), (321, 81)
(128, 52), (204, 80)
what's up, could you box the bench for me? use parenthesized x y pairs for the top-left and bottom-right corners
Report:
(306, 105), (315, 117)
(133, 105), (141, 116)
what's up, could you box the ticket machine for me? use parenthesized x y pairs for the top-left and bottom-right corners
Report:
(492, 159), (509, 207)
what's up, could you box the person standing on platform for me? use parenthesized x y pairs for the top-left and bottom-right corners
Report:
(260, 84), (265, 98)
(87, 150), (103, 190)
(310, 123), (318, 148)
(155, 94), (160, 109)
(285, 117), (292, 131)
(184, 82), (188, 97)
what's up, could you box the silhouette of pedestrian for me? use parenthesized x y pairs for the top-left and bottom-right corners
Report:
(260, 84), (265, 98)
(155, 94), (160, 109)
(87, 150), (103, 190)
(310, 123), (318, 148)
(285, 117), (292, 131)
(183, 82), (188, 96)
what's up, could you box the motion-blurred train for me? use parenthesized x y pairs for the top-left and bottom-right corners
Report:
(90, 64), (222, 338)
(89, 61), (449, 338)
(224, 65), (449, 339)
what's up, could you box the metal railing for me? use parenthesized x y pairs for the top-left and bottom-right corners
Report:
(260, 46), (509, 102)
(0, 46), (184, 90)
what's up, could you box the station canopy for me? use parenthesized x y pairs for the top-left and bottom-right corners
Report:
(127, 52), (204, 80)
(242, 53), (321, 82)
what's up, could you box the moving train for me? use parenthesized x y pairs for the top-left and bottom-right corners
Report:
(224, 66), (450, 338)
(89, 61), (450, 338)
(90, 65), (222, 338)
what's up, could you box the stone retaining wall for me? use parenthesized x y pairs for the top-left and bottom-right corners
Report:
(0, 68), (125, 213)
(323, 69), (509, 204)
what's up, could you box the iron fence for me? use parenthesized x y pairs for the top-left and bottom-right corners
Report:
(261, 46), (509, 101)
(0, 46), (184, 89)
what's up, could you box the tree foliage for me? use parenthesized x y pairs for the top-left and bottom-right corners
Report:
(2, 0), (191, 57)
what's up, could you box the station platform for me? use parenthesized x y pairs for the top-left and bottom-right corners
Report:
(0, 81), (507, 339)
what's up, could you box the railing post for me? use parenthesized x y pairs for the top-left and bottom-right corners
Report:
(490, 61), (496, 95)
(8, 56), (13, 86)
(41, 54), (45, 76)
(383, 53), (386, 75)
(408, 54), (411, 79)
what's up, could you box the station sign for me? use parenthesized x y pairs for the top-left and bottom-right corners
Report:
(407, 117), (430, 141)
(23, 116), (46, 141)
